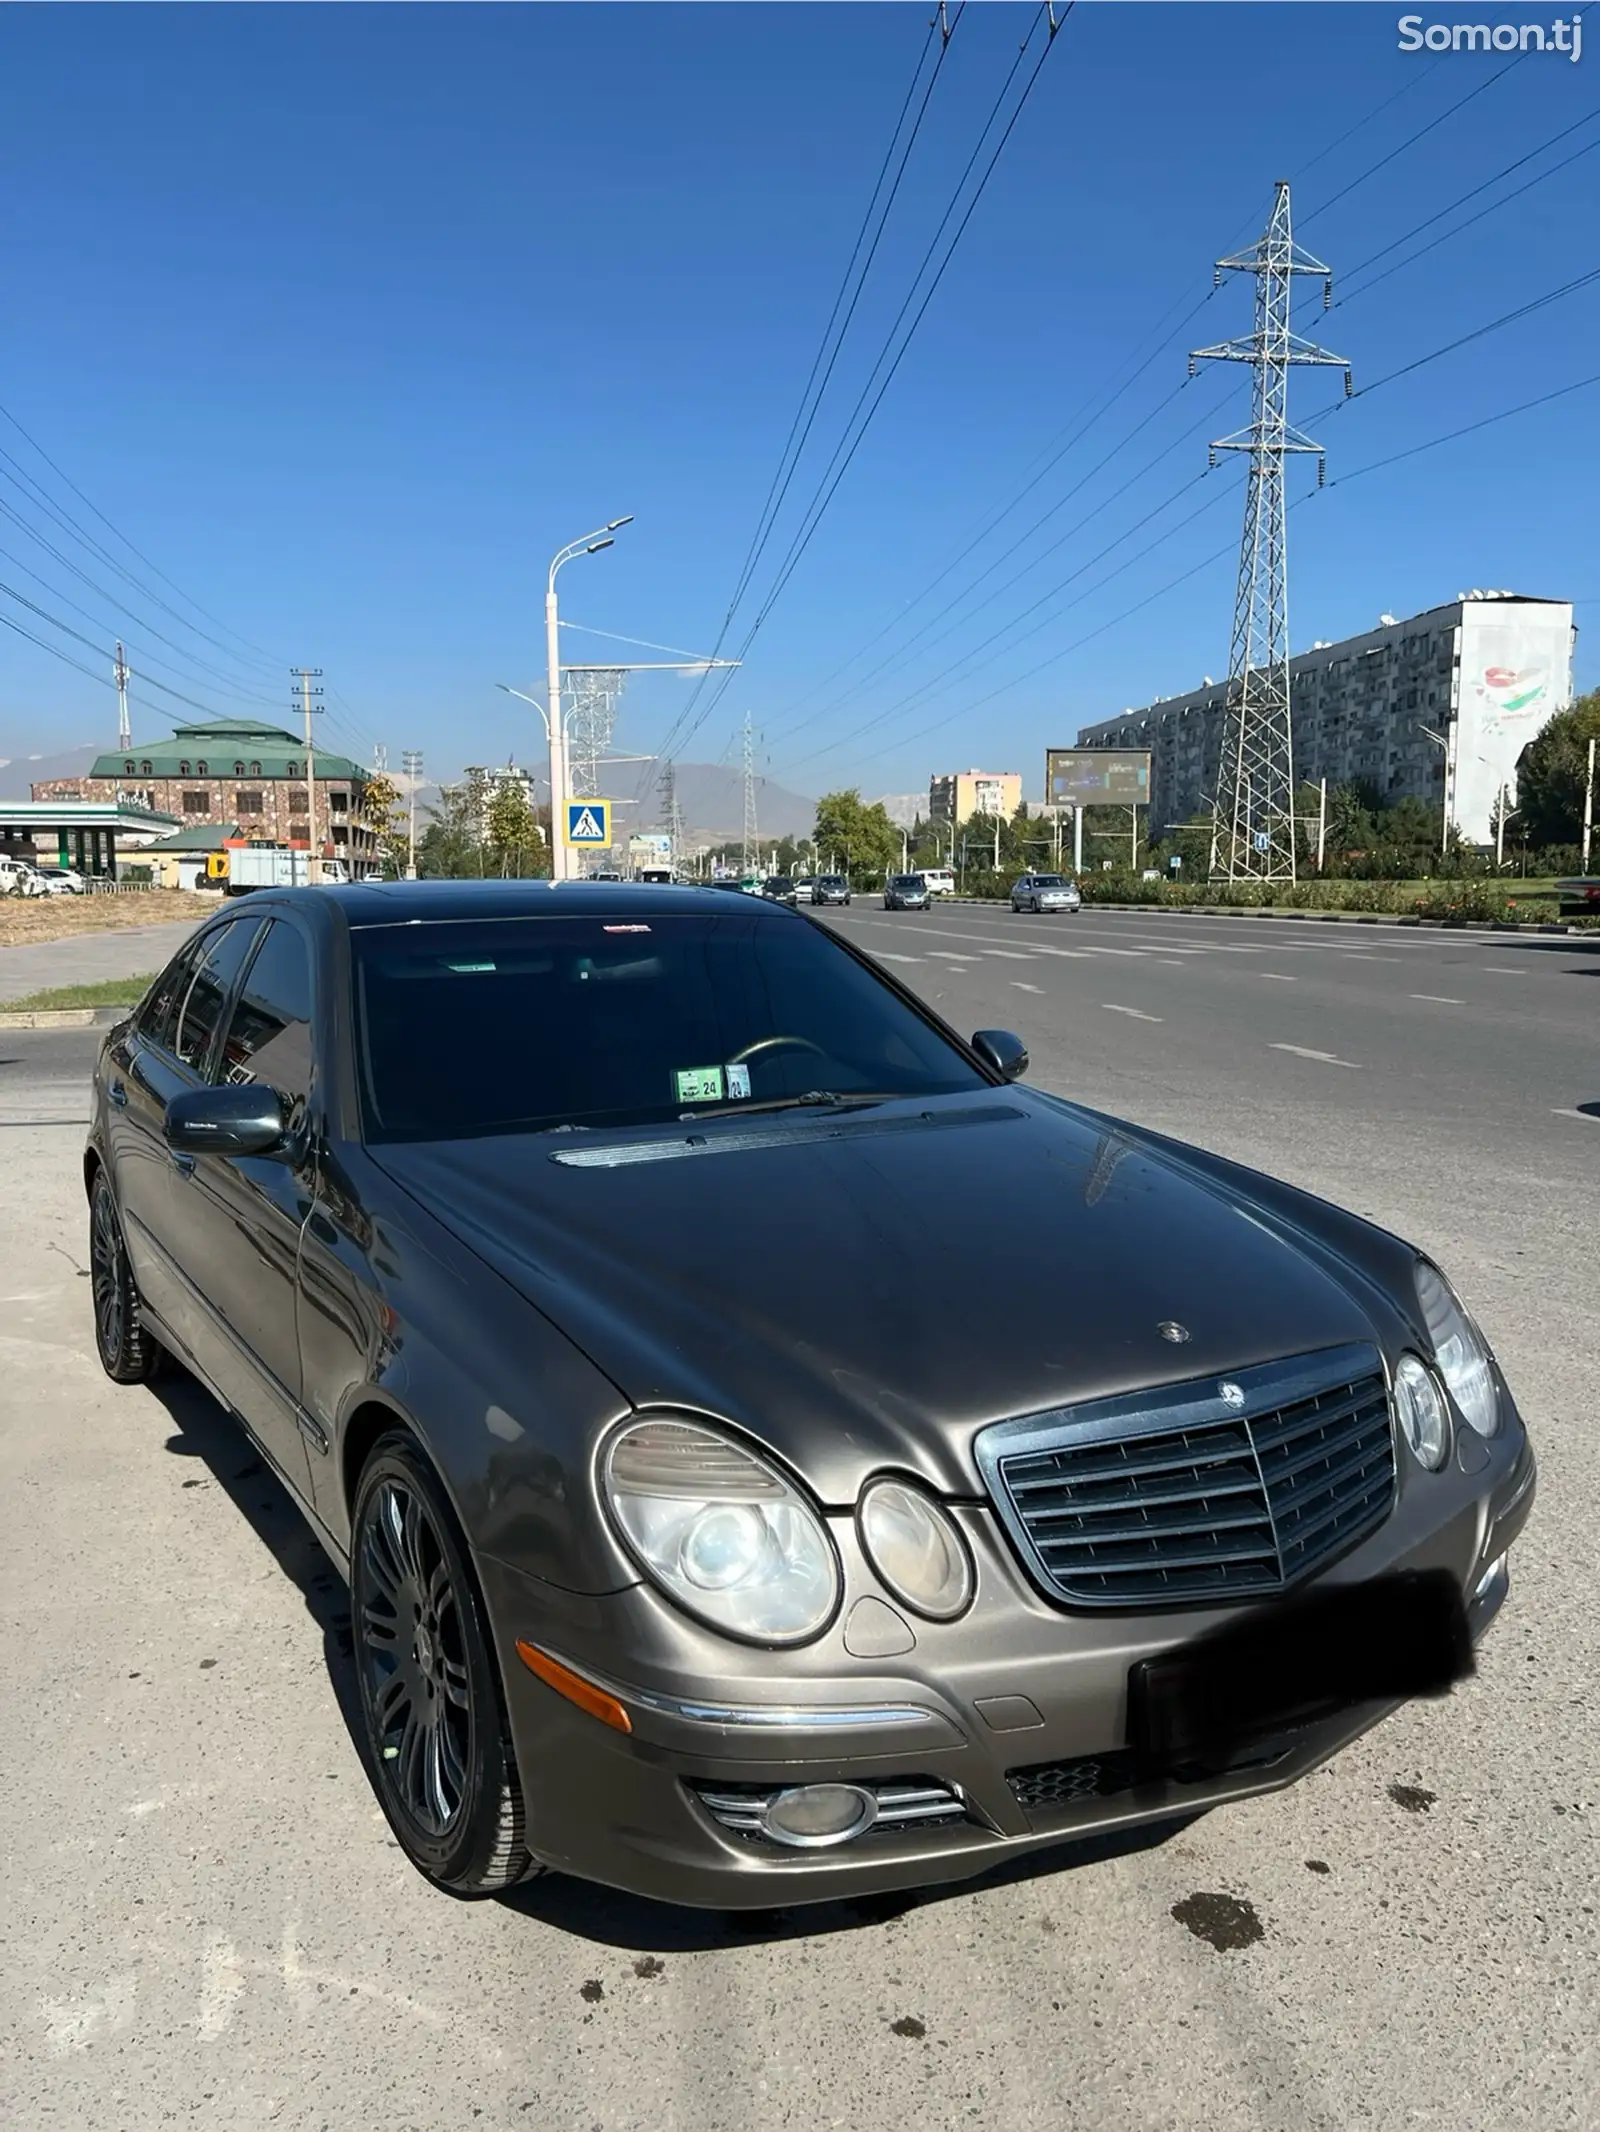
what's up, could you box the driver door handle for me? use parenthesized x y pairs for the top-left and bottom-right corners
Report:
(171, 1151), (196, 1177)
(109, 1080), (128, 1108)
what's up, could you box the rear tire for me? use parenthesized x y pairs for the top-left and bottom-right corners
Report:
(89, 1171), (167, 1385)
(351, 1433), (541, 1897)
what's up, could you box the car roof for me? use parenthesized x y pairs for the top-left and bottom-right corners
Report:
(254, 880), (805, 928)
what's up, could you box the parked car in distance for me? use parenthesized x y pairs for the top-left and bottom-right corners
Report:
(884, 873), (931, 911)
(33, 864), (87, 894)
(1011, 873), (1082, 915)
(84, 880), (1535, 1910)
(760, 876), (799, 907)
(921, 867), (956, 897)
(812, 875), (851, 906)
(0, 855), (49, 896)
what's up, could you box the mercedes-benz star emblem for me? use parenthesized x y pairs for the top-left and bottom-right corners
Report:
(1157, 1321), (1190, 1344)
(1218, 1381), (1246, 1409)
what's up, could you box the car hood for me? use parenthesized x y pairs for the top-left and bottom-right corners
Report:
(375, 1093), (1378, 1504)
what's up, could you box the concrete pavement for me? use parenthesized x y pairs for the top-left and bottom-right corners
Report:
(1, 916), (1595, 2132)
(0, 919), (203, 1002)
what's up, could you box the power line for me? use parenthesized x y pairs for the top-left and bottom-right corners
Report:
(0, 397), (288, 674)
(1326, 369), (1600, 488)
(1336, 105), (1600, 299)
(668, 2), (1072, 768)
(645, 10), (960, 778)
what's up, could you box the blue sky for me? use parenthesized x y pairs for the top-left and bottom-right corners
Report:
(1, 1), (1596, 801)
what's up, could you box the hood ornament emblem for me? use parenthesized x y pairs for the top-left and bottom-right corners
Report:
(1218, 1381), (1246, 1409)
(1157, 1321), (1190, 1344)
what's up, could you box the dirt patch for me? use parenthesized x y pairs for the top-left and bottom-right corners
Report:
(0, 891), (215, 949)
(1171, 1891), (1266, 1951)
(1388, 1783), (1438, 1815)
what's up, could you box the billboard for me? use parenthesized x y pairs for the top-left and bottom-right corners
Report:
(1452, 604), (1573, 844)
(629, 833), (671, 866)
(1046, 749), (1152, 807)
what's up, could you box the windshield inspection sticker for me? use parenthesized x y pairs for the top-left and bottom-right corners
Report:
(675, 1065), (725, 1105)
(726, 1062), (752, 1100)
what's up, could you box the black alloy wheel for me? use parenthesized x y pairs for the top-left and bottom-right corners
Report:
(351, 1434), (538, 1895)
(89, 1170), (165, 1384)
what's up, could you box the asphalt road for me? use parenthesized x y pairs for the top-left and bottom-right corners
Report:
(2, 913), (1595, 2132)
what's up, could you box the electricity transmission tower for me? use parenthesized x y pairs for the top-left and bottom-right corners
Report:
(659, 758), (686, 866)
(114, 641), (131, 751)
(563, 667), (627, 800)
(1190, 181), (1350, 883)
(741, 712), (759, 874)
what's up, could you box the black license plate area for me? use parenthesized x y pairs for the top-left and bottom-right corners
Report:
(1127, 1569), (1473, 1770)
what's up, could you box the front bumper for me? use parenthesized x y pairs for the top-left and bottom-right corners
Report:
(480, 1423), (1534, 1910)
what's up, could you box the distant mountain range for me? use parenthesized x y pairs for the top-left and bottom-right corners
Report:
(0, 744), (103, 799)
(1, 743), (930, 848)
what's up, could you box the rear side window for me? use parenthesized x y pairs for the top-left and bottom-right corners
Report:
(215, 921), (315, 1129)
(174, 921), (260, 1074)
(138, 940), (206, 1054)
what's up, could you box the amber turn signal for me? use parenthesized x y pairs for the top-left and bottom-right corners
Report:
(515, 1641), (633, 1734)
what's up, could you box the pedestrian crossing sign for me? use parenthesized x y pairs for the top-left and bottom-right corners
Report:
(564, 800), (612, 848)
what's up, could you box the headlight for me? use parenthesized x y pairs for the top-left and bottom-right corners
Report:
(1415, 1261), (1499, 1437)
(1393, 1353), (1450, 1471)
(858, 1479), (974, 1621)
(603, 1418), (839, 1645)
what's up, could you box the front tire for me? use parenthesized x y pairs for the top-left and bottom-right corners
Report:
(89, 1170), (166, 1384)
(351, 1434), (539, 1897)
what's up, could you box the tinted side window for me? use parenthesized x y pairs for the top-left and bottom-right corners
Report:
(216, 920), (314, 1128)
(175, 921), (259, 1075)
(138, 939), (206, 1053)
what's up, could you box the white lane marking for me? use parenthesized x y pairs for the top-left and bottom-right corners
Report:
(1410, 993), (1464, 1005)
(982, 949), (1037, 961)
(928, 950), (976, 961)
(1483, 966), (1526, 975)
(1262, 973), (1297, 982)
(198, 1937), (244, 2040)
(40, 1974), (136, 2055)
(1026, 945), (1093, 959)
(1103, 1004), (1163, 1022)
(875, 953), (923, 964)
(1552, 1108), (1600, 1123)
(1270, 1043), (1361, 1069)
(1012, 982), (1044, 994)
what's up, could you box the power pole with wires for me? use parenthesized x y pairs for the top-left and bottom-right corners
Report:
(291, 669), (325, 882)
(114, 641), (132, 753)
(660, 758), (686, 873)
(741, 712), (759, 875)
(1190, 182), (1350, 884)
(403, 749), (423, 879)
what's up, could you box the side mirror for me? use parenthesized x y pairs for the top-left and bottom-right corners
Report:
(165, 1083), (288, 1157)
(972, 1029), (1029, 1083)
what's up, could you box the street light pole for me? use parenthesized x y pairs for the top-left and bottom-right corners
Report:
(544, 518), (633, 881)
(1584, 735), (1596, 873)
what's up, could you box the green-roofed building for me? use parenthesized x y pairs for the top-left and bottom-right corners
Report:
(32, 718), (378, 870)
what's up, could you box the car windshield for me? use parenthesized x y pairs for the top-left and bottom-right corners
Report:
(1032, 875), (1065, 887)
(764, 878), (794, 891)
(352, 911), (985, 1143)
(817, 876), (845, 887)
(892, 876), (923, 889)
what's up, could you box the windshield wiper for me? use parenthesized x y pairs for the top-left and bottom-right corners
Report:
(678, 1090), (900, 1122)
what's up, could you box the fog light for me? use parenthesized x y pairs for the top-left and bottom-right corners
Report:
(761, 1783), (878, 1848)
(1473, 1552), (1508, 1603)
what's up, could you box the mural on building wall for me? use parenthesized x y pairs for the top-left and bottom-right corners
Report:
(1454, 608), (1574, 843)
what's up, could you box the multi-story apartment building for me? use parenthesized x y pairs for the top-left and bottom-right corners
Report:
(1077, 593), (1575, 846)
(32, 716), (378, 867)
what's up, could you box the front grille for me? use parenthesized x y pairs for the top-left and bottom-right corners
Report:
(691, 1777), (967, 1844)
(1007, 1754), (1139, 1812)
(976, 1343), (1395, 1608)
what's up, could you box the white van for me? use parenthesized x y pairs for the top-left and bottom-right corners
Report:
(921, 867), (956, 897)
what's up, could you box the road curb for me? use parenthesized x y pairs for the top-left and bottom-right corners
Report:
(938, 897), (1587, 936)
(0, 1004), (128, 1029)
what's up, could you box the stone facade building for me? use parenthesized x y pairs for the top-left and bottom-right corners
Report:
(32, 716), (378, 868)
